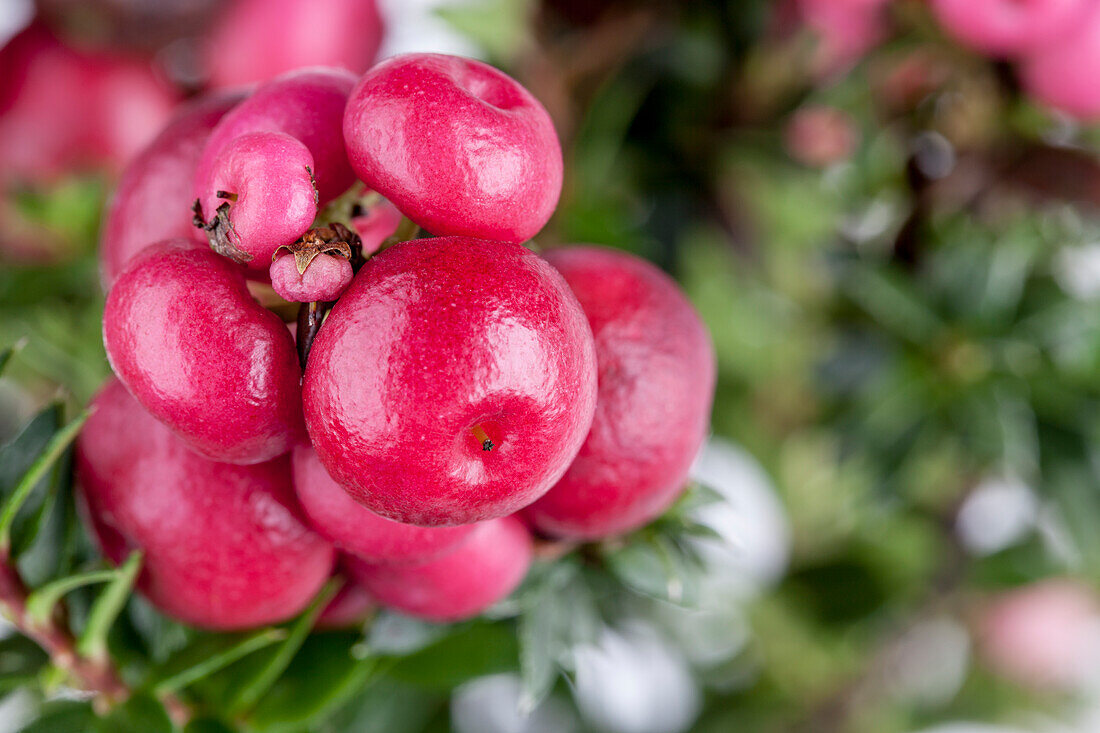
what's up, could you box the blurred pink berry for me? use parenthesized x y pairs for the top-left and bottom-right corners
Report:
(785, 105), (859, 167)
(350, 198), (403, 257)
(931, 0), (1090, 58)
(797, 0), (892, 75)
(977, 579), (1100, 691)
(204, 0), (384, 88)
(1020, 5), (1100, 119)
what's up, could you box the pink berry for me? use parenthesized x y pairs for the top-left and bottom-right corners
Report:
(1020, 6), (1100, 119)
(293, 446), (476, 563)
(103, 239), (306, 464)
(525, 247), (716, 540)
(797, 0), (890, 74)
(343, 54), (563, 243)
(784, 105), (859, 167)
(100, 91), (243, 289)
(302, 236), (597, 526)
(203, 0), (384, 88)
(931, 0), (1089, 57)
(76, 380), (335, 630)
(198, 131), (318, 267)
(195, 68), (357, 209)
(345, 516), (532, 622)
(316, 568), (375, 629)
(0, 23), (177, 182)
(350, 198), (402, 257)
(977, 579), (1100, 691)
(269, 249), (353, 302)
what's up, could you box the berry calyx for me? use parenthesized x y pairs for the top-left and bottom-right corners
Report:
(269, 225), (356, 303)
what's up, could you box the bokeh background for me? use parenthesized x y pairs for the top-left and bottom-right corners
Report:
(6, 1), (1100, 732)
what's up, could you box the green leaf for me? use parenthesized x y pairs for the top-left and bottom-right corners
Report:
(0, 634), (49, 693)
(93, 693), (172, 733)
(247, 631), (378, 731)
(18, 699), (95, 733)
(151, 628), (286, 696)
(227, 578), (341, 713)
(603, 533), (703, 605)
(389, 620), (519, 689)
(515, 562), (601, 713)
(183, 718), (236, 733)
(434, 0), (533, 64)
(324, 678), (442, 733)
(365, 612), (450, 656)
(0, 339), (26, 376)
(76, 550), (143, 661)
(0, 408), (90, 552)
(25, 567), (119, 626)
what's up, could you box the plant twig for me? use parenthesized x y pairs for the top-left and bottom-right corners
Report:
(0, 549), (189, 722)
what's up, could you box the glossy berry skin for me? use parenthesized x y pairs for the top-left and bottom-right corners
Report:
(269, 251), (353, 302)
(76, 380), (334, 630)
(200, 131), (318, 267)
(195, 68), (356, 209)
(103, 240), (306, 464)
(1020, 6), (1100, 119)
(930, 0), (1088, 57)
(345, 516), (532, 622)
(293, 447), (475, 563)
(525, 247), (716, 540)
(204, 0), (384, 88)
(343, 54), (563, 243)
(100, 92), (242, 289)
(302, 236), (597, 526)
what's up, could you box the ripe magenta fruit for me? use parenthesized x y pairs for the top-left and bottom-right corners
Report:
(293, 446), (476, 563)
(76, 380), (334, 630)
(344, 516), (532, 622)
(194, 68), (356, 211)
(343, 54), (563, 243)
(269, 248), (353, 303)
(931, 0), (1088, 57)
(1020, 6), (1100, 119)
(525, 247), (716, 540)
(203, 0), (384, 88)
(100, 91), (242, 289)
(103, 239), (306, 464)
(302, 236), (597, 526)
(197, 131), (318, 266)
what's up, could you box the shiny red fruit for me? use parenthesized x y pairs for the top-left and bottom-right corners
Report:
(345, 516), (532, 622)
(525, 247), (716, 540)
(302, 236), (597, 526)
(103, 240), (306, 464)
(76, 380), (334, 630)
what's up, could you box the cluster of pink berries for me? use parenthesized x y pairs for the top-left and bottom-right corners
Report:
(796, 0), (1100, 120)
(81, 53), (716, 629)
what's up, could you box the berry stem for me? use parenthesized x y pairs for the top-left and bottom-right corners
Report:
(471, 424), (494, 451)
(0, 547), (188, 723)
(296, 300), (327, 370)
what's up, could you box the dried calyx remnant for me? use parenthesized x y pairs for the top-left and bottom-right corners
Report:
(291, 224), (362, 370)
(274, 223), (356, 273)
(192, 198), (253, 265)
